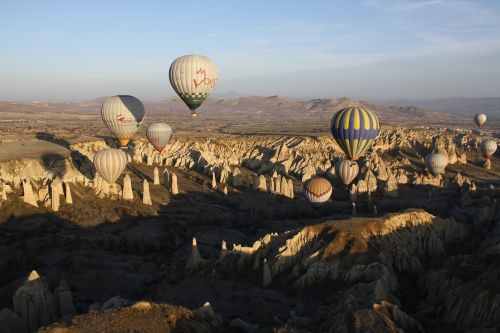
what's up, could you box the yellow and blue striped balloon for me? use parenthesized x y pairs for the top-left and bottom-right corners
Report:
(330, 107), (380, 160)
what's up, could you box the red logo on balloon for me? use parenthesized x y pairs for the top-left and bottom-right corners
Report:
(116, 114), (125, 122)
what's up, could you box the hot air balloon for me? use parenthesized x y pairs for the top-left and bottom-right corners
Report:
(331, 107), (380, 160)
(146, 123), (172, 153)
(101, 95), (145, 148)
(480, 139), (497, 159)
(304, 177), (333, 204)
(169, 54), (218, 117)
(93, 148), (127, 184)
(335, 159), (359, 185)
(425, 152), (448, 176)
(474, 113), (487, 129)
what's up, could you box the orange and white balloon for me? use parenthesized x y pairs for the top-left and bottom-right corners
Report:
(304, 177), (333, 204)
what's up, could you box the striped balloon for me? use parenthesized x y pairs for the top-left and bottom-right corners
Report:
(330, 107), (380, 160)
(93, 148), (127, 184)
(335, 159), (359, 185)
(425, 152), (448, 176)
(146, 123), (172, 153)
(480, 140), (497, 159)
(169, 55), (218, 117)
(304, 177), (333, 204)
(101, 95), (145, 147)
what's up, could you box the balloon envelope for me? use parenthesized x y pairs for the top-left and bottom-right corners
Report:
(335, 159), (359, 185)
(169, 54), (218, 116)
(101, 95), (145, 147)
(331, 107), (380, 160)
(480, 140), (497, 159)
(93, 148), (127, 184)
(425, 152), (448, 176)
(474, 113), (487, 128)
(304, 177), (333, 204)
(146, 123), (172, 153)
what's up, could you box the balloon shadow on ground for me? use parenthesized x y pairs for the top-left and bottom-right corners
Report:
(36, 132), (95, 180)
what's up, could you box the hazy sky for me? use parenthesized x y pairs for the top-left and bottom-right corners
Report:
(1, 0), (500, 101)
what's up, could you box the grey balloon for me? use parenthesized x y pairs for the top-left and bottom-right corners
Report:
(146, 123), (172, 153)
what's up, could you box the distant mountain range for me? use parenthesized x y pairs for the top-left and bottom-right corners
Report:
(2, 95), (498, 126)
(385, 97), (500, 121)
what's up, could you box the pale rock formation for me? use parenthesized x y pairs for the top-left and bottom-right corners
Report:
(231, 167), (242, 187)
(223, 185), (228, 196)
(122, 173), (134, 200)
(219, 240), (227, 260)
(50, 180), (60, 212)
(171, 173), (178, 195)
(54, 280), (76, 317)
(395, 171), (408, 185)
(458, 153), (467, 164)
(352, 202), (357, 216)
(211, 172), (217, 189)
(187, 237), (204, 269)
(153, 167), (160, 185)
(483, 159), (491, 170)
(258, 175), (267, 192)
(269, 177), (275, 192)
(301, 164), (316, 182)
(448, 143), (458, 164)
(13, 270), (56, 332)
(274, 176), (281, 194)
(1, 185), (8, 201)
(38, 187), (49, 205)
(22, 179), (38, 207)
(142, 179), (152, 205)
(146, 153), (153, 166)
(453, 172), (465, 188)
(280, 176), (288, 196)
(263, 258), (272, 287)
(287, 178), (294, 199)
(64, 182), (73, 204)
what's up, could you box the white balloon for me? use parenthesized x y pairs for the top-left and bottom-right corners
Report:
(169, 55), (218, 116)
(101, 95), (145, 147)
(335, 159), (359, 185)
(146, 123), (172, 153)
(93, 148), (127, 184)
(480, 140), (497, 159)
(425, 153), (448, 176)
(474, 113), (487, 128)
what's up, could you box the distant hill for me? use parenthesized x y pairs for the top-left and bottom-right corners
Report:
(0, 96), (467, 126)
(385, 97), (500, 121)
